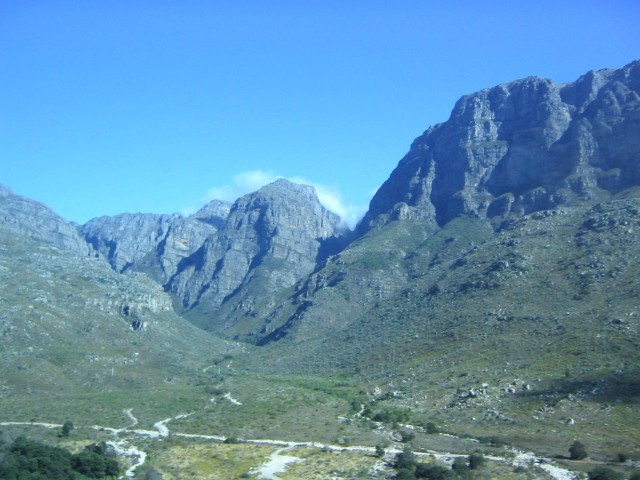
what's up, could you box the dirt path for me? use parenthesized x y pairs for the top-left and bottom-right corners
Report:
(253, 446), (301, 480)
(1, 408), (578, 480)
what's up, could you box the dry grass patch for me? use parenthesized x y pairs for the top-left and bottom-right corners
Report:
(279, 446), (382, 479)
(151, 441), (278, 480)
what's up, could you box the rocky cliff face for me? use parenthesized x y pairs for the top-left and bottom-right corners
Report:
(0, 184), (90, 255)
(82, 200), (231, 283)
(360, 60), (640, 231)
(168, 179), (346, 333)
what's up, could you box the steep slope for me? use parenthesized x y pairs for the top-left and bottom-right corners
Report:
(360, 59), (640, 231)
(246, 199), (640, 455)
(0, 221), (239, 424)
(0, 183), (89, 255)
(169, 179), (347, 337)
(82, 200), (231, 283)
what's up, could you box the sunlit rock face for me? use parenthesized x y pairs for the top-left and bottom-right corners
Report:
(169, 179), (346, 312)
(81, 200), (231, 282)
(360, 60), (640, 231)
(0, 184), (90, 255)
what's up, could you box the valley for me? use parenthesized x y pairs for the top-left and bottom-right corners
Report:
(1, 60), (639, 478)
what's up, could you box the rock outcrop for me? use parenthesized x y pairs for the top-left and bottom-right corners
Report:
(169, 179), (346, 318)
(360, 60), (640, 231)
(82, 200), (231, 282)
(0, 183), (90, 255)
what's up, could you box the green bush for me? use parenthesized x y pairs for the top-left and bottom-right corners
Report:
(0, 437), (120, 479)
(414, 462), (456, 479)
(61, 420), (74, 437)
(424, 422), (440, 434)
(588, 466), (625, 480)
(569, 440), (588, 460)
(468, 452), (485, 470)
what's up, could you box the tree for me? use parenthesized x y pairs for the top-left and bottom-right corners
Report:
(452, 457), (471, 477)
(61, 420), (74, 437)
(588, 466), (624, 480)
(414, 462), (456, 479)
(375, 445), (385, 458)
(569, 440), (588, 460)
(469, 452), (485, 469)
(395, 446), (417, 471)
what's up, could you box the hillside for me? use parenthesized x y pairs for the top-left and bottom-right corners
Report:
(1, 59), (639, 477)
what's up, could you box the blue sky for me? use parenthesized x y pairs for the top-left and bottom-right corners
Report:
(1, 1), (639, 228)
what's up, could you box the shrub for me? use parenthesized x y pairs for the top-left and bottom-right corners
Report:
(424, 422), (439, 434)
(399, 429), (415, 443)
(61, 420), (74, 437)
(588, 466), (625, 480)
(395, 446), (416, 470)
(452, 457), (470, 475)
(414, 462), (456, 479)
(223, 437), (242, 444)
(469, 452), (485, 469)
(569, 440), (588, 460)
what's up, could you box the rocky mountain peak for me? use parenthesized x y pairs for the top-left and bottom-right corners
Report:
(81, 200), (231, 283)
(360, 60), (640, 232)
(0, 183), (89, 255)
(169, 180), (346, 332)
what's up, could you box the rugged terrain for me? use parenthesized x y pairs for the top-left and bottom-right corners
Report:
(1, 60), (639, 478)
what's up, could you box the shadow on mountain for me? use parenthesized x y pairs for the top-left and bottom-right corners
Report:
(517, 369), (640, 404)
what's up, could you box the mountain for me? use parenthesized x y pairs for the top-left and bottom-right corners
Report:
(2, 60), (639, 464)
(360, 59), (640, 232)
(0, 189), (238, 423)
(0, 184), (89, 255)
(169, 179), (347, 337)
(81, 199), (231, 283)
(199, 60), (640, 347)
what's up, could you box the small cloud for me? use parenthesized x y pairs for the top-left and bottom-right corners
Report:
(206, 170), (281, 202)
(185, 169), (368, 229)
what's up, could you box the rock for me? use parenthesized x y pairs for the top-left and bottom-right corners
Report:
(81, 200), (231, 282)
(359, 60), (640, 232)
(0, 183), (90, 255)
(169, 179), (347, 332)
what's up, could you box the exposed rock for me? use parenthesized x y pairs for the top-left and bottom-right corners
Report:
(81, 200), (231, 282)
(360, 60), (640, 232)
(0, 183), (90, 255)
(169, 179), (346, 331)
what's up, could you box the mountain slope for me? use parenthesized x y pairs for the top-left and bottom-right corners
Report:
(360, 59), (640, 231)
(81, 199), (231, 283)
(0, 183), (89, 255)
(170, 179), (347, 337)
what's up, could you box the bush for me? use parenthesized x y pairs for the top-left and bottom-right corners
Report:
(452, 457), (470, 475)
(223, 437), (243, 444)
(569, 440), (588, 460)
(424, 422), (439, 434)
(395, 446), (416, 470)
(0, 437), (120, 479)
(588, 466), (625, 480)
(414, 462), (455, 479)
(469, 452), (485, 470)
(399, 429), (415, 443)
(61, 420), (74, 437)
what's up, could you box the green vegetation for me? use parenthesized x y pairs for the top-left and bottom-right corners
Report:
(570, 440), (588, 460)
(0, 437), (119, 479)
(588, 466), (625, 480)
(61, 420), (74, 437)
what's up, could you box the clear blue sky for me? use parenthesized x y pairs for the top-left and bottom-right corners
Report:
(1, 1), (639, 227)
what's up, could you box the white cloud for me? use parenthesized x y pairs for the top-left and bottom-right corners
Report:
(205, 170), (281, 202)
(184, 169), (368, 229)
